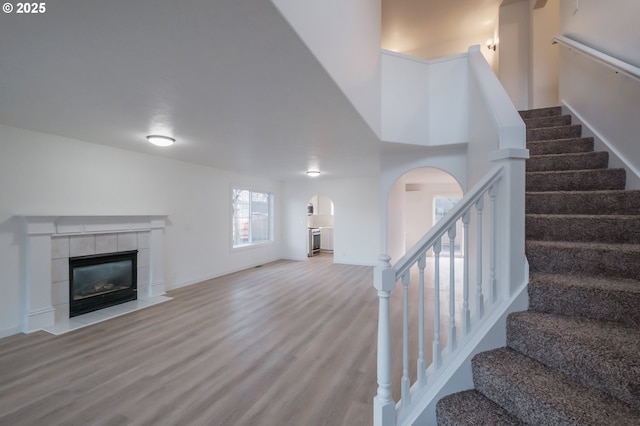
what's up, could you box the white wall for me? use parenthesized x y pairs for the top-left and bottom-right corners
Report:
(282, 177), (380, 266)
(498, 0), (559, 110)
(381, 51), (468, 146)
(558, 0), (640, 188)
(271, 0), (382, 136)
(560, 0), (640, 68)
(0, 125), (283, 337)
(529, 0), (559, 108)
(386, 176), (406, 264)
(499, 1), (530, 109)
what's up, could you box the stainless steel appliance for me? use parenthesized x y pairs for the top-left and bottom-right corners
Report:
(308, 228), (321, 257)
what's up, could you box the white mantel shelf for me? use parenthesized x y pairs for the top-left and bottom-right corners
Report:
(21, 215), (171, 335)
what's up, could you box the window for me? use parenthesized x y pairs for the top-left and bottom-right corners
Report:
(232, 189), (273, 248)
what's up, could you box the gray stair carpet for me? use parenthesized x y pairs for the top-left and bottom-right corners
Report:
(436, 106), (640, 425)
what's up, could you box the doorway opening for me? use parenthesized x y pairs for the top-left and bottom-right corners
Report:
(306, 194), (334, 259)
(387, 167), (463, 262)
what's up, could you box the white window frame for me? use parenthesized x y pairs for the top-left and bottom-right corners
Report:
(231, 188), (274, 249)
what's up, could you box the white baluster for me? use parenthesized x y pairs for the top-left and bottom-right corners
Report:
(448, 224), (457, 352)
(475, 196), (484, 318)
(417, 253), (426, 387)
(489, 184), (497, 304)
(401, 273), (411, 407)
(432, 239), (442, 369)
(462, 210), (471, 336)
(373, 254), (396, 426)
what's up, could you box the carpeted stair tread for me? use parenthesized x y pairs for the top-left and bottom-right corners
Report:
(524, 114), (572, 129)
(527, 124), (582, 142)
(507, 311), (640, 409)
(519, 106), (562, 119)
(436, 390), (523, 426)
(526, 214), (640, 243)
(527, 137), (594, 155)
(526, 240), (640, 279)
(526, 151), (608, 172)
(526, 189), (640, 215)
(472, 348), (640, 425)
(528, 273), (640, 326)
(526, 168), (626, 191)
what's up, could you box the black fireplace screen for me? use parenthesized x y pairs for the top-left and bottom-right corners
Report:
(69, 250), (137, 317)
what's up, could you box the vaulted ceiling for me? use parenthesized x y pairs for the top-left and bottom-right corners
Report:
(0, 0), (505, 181)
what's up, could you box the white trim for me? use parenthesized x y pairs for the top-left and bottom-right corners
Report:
(382, 49), (468, 65)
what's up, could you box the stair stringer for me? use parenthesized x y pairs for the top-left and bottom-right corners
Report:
(401, 272), (529, 426)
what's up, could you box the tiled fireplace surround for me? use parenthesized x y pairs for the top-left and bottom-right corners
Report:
(22, 216), (170, 334)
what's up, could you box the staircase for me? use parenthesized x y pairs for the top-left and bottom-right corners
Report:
(435, 107), (640, 425)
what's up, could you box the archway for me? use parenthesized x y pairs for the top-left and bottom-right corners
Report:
(387, 167), (463, 262)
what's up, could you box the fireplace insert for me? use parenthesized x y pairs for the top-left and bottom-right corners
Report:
(69, 250), (138, 317)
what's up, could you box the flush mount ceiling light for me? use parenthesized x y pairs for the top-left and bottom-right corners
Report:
(146, 135), (175, 147)
(306, 170), (321, 177)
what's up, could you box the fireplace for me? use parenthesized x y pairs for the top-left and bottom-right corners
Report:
(69, 250), (138, 317)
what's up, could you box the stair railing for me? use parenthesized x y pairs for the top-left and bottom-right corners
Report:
(373, 165), (503, 426)
(553, 35), (640, 83)
(374, 44), (528, 426)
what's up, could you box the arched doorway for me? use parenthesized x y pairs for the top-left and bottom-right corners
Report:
(306, 194), (334, 259)
(387, 167), (462, 261)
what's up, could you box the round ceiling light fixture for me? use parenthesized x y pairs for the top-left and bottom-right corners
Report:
(306, 170), (321, 177)
(146, 135), (175, 147)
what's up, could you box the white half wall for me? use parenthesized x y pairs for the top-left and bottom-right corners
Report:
(0, 125), (283, 337)
(282, 177), (380, 266)
(381, 51), (468, 147)
(271, 0), (382, 136)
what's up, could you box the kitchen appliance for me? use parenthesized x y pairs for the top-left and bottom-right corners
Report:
(308, 228), (321, 257)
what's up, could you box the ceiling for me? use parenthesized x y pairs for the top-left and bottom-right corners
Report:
(0, 0), (507, 181)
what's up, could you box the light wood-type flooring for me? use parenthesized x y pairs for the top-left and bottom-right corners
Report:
(0, 253), (462, 426)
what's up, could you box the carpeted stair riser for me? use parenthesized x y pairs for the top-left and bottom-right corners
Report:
(519, 106), (562, 120)
(435, 390), (523, 426)
(526, 214), (640, 243)
(526, 168), (626, 191)
(524, 114), (572, 129)
(472, 348), (640, 425)
(526, 151), (608, 172)
(527, 137), (594, 155)
(527, 124), (582, 142)
(526, 190), (640, 214)
(528, 273), (640, 327)
(506, 311), (640, 410)
(526, 240), (640, 279)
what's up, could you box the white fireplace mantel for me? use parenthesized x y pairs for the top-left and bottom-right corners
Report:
(21, 215), (169, 334)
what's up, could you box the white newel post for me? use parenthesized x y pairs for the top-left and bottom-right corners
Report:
(373, 253), (396, 426)
(489, 148), (529, 297)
